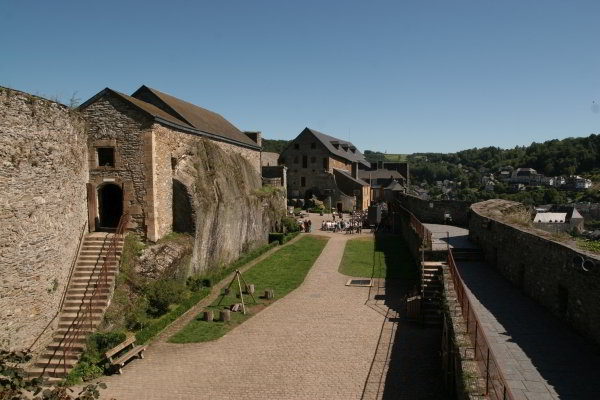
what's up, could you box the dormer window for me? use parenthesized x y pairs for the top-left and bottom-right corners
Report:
(97, 147), (115, 167)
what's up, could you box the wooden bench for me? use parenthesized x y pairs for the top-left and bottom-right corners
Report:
(105, 336), (147, 374)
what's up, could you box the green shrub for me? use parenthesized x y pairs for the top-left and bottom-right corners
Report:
(282, 216), (301, 232)
(65, 332), (126, 385)
(124, 297), (150, 331)
(269, 233), (285, 244)
(145, 280), (185, 317)
(136, 288), (211, 345)
(283, 231), (300, 243)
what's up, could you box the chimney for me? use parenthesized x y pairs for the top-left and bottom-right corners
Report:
(352, 162), (358, 179)
(243, 131), (262, 147)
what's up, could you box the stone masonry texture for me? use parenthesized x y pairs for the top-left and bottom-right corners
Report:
(395, 193), (470, 227)
(0, 87), (88, 353)
(469, 199), (600, 348)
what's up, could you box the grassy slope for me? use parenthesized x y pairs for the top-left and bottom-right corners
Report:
(169, 235), (329, 343)
(339, 235), (417, 280)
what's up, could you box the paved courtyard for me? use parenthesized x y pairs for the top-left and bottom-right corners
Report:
(100, 232), (384, 399)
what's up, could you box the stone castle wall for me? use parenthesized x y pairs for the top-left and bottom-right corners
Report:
(395, 193), (470, 226)
(469, 200), (600, 347)
(153, 124), (281, 274)
(0, 87), (88, 352)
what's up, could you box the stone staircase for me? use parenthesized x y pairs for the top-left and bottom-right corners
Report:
(29, 233), (123, 381)
(421, 261), (444, 325)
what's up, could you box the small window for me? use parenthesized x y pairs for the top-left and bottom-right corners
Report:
(323, 158), (329, 170)
(97, 147), (115, 167)
(302, 155), (308, 168)
(171, 157), (177, 170)
(311, 142), (316, 149)
(301, 177), (306, 187)
(280, 157), (285, 164)
(294, 143), (300, 150)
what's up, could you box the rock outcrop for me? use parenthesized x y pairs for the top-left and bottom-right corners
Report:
(173, 139), (285, 275)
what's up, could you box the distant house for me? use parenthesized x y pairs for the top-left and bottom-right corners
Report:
(261, 151), (280, 167)
(569, 176), (593, 191)
(533, 206), (584, 233)
(279, 127), (371, 211)
(484, 181), (496, 192)
(511, 168), (540, 184)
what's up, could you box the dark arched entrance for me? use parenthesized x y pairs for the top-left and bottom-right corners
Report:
(173, 180), (195, 234)
(97, 184), (123, 230)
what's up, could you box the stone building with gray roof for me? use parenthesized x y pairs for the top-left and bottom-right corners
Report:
(279, 127), (371, 211)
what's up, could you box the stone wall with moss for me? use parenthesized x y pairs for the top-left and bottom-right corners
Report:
(153, 124), (283, 274)
(0, 87), (88, 352)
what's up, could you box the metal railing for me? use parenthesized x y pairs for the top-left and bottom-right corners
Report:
(28, 221), (88, 352)
(388, 200), (433, 249)
(40, 213), (128, 377)
(447, 249), (514, 400)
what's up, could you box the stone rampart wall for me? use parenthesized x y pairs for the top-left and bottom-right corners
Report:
(469, 200), (600, 347)
(395, 193), (470, 226)
(0, 87), (88, 352)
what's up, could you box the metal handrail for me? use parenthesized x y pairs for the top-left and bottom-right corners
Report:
(447, 249), (514, 400)
(28, 220), (88, 352)
(40, 214), (128, 377)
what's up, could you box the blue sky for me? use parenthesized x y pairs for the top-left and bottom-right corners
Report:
(1, 1), (598, 153)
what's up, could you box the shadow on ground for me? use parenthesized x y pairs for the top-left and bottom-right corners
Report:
(362, 233), (446, 400)
(458, 260), (600, 399)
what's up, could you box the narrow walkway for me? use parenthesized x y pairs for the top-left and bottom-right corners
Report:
(426, 223), (600, 399)
(458, 261), (600, 400)
(101, 233), (386, 400)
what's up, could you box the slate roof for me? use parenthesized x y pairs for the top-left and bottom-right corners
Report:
(131, 86), (257, 147)
(534, 213), (567, 223)
(79, 86), (259, 149)
(333, 168), (370, 186)
(357, 169), (405, 181)
(304, 128), (370, 167)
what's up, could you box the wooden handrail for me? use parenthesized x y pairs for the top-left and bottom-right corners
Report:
(40, 213), (128, 377)
(447, 249), (515, 400)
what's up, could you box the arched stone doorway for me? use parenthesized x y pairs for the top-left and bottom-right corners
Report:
(97, 183), (123, 230)
(173, 179), (195, 234)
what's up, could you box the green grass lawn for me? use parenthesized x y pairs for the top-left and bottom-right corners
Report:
(339, 235), (418, 280)
(169, 235), (329, 343)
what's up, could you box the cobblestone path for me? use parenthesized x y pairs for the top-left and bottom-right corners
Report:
(101, 233), (386, 400)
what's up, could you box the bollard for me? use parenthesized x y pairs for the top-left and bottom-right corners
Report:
(246, 284), (255, 294)
(220, 309), (231, 322)
(204, 310), (213, 322)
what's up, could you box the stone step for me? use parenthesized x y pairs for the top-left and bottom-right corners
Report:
(72, 270), (117, 277)
(63, 300), (108, 308)
(47, 343), (85, 352)
(66, 286), (111, 293)
(27, 367), (70, 379)
(35, 359), (78, 369)
(63, 306), (105, 313)
(58, 321), (99, 329)
(39, 351), (80, 361)
(76, 260), (118, 266)
(65, 292), (110, 300)
(59, 314), (102, 323)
